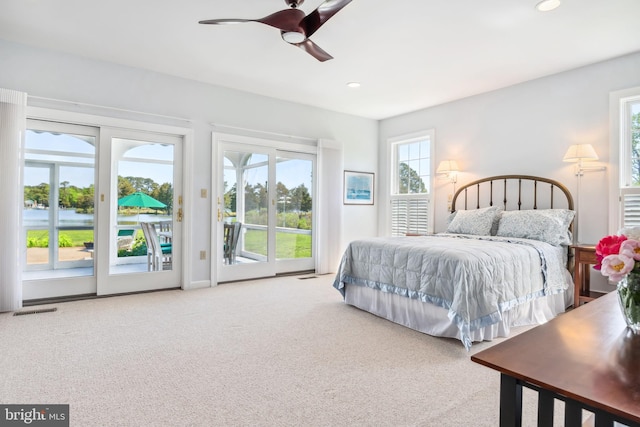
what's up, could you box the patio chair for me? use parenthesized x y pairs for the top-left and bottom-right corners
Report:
(223, 222), (242, 265)
(116, 228), (135, 251)
(141, 222), (172, 271)
(158, 220), (172, 243)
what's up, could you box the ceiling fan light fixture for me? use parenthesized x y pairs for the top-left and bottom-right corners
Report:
(282, 31), (306, 44)
(535, 0), (561, 12)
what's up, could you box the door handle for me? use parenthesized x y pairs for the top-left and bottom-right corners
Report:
(177, 208), (183, 222)
(217, 208), (222, 222)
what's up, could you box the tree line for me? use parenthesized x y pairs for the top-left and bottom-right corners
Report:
(24, 176), (173, 213)
(224, 182), (312, 214)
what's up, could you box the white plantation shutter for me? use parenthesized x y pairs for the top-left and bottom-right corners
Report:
(621, 189), (640, 228)
(391, 197), (429, 236)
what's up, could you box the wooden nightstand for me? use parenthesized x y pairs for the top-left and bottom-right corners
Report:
(571, 244), (604, 308)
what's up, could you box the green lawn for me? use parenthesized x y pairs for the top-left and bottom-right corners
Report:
(243, 229), (311, 258)
(28, 228), (311, 259)
(27, 229), (94, 248)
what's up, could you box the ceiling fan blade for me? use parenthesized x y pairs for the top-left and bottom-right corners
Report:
(199, 9), (305, 31)
(301, 0), (353, 38)
(198, 19), (252, 25)
(294, 39), (333, 62)
(256, 8), (306, 31)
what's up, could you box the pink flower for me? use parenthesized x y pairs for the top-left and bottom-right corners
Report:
(600, 254), (634, 282)
(620, 239), (640, 261)
(594, 234), (628, 270)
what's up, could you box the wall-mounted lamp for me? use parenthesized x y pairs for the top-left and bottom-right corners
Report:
(562, 144), (606, 244)
(436, 160), (460, 192)
(562, 144), (606, 175)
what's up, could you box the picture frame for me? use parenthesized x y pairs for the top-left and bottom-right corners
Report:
(343, 170), (374, 205)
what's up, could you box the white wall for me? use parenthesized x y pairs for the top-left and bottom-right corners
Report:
(379, 51), (640, 241)
(0, 39), (379, 283)
(379, 50), (640, 291)
(4, 37), (639, 289)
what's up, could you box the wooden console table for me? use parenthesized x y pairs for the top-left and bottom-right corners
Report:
(471, 292), (640, 427)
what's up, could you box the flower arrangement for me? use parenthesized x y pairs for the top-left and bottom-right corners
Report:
(595, 234), (633, 280)
(595, 227), (640, 332)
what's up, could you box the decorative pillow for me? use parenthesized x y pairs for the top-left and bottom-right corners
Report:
(496, 209), (575, 246)
(446, 206), (502, 236)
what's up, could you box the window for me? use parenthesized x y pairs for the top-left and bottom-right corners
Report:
(618, 92), (640, 228)
(389, 130), (434, 236)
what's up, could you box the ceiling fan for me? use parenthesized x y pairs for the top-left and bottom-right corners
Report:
(199, 0), (353, 62)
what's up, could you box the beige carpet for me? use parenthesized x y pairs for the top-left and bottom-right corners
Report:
(0, 274), (562, 426)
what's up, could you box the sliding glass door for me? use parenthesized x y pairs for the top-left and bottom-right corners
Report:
(217, 144), (275, 282)
(23, 120), (98, 299)
(274, 152), (314, 273)
(22, 119), (183, 300)
(215, 136), (315, 283)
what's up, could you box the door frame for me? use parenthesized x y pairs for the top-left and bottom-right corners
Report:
(24, 106), (193, 299)
(211, 132), (317, 284)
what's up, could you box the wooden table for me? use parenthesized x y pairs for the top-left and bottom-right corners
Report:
(571, 244), (600, 308)
(471, 292), (640, 427)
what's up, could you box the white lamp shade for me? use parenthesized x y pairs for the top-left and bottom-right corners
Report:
(436, 160), (460, 174)
(563, 144), (599, 162)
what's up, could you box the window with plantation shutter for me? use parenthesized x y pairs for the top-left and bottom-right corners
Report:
(622, 190), (640, 228)
(391, 198), (429, 236)
(389, 130), (434, 236)
(618, 95), (640, 229)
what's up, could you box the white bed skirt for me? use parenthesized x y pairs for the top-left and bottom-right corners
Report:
(344, 284), (573, 344)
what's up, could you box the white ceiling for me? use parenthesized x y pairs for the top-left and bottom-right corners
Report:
(1, 0), (640, 120)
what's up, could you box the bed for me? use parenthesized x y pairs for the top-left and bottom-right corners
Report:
(333, 175), (575, 349)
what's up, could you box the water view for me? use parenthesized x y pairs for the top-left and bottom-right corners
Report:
(23, 208), (171, 227)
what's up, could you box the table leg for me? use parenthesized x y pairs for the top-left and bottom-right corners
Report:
(574, 261), (583, 308)
(564, 399), (582, 427)
(537, 390), (555, 427)
(499, 374), (522, 427)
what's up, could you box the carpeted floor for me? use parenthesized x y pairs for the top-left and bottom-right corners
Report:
(0, 274), (566, 426)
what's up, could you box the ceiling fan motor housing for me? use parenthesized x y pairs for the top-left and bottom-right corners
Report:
(285, 0), (304, 8)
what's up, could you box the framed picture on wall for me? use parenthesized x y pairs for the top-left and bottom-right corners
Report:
(344, 171), (374, 205)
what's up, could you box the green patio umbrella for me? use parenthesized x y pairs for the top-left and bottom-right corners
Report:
(117, 192), (167, 209)
(117, 192), (167, 221)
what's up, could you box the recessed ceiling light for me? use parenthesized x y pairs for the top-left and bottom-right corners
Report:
(346, 82), (361, 88)
(535, 0), (561, 12)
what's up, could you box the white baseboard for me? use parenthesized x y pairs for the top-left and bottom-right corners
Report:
(184, 280), (212, 290)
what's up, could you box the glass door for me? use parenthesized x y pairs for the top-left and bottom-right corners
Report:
(215, 140), (315, 283)
(96, 128), (183, 295)
(274, 152), (315, 273)
(23, 120), (98, 300)
(217, 143), (276, 282)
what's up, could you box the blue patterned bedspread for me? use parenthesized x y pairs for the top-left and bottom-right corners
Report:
(333, 234), (569, 349)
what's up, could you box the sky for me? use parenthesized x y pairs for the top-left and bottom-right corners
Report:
(224, 155), (313, 194)
(25, 131), (313, 197)
(24, 131), (173, 188)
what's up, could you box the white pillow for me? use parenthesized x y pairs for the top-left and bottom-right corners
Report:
(496, 209), (575, 246)
(446, 206), (502, 236)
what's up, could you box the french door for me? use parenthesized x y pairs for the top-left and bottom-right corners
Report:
(96, 128), (183, 295)
(23, 118), (183, 300)
(215, 134), (315, 283)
